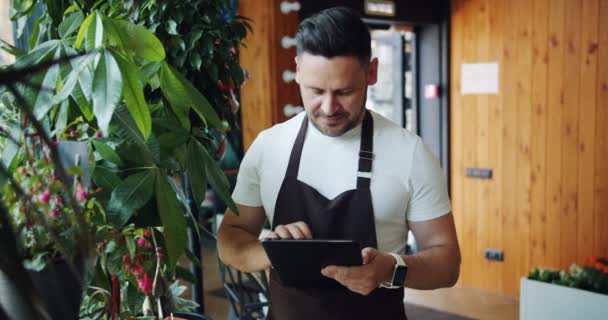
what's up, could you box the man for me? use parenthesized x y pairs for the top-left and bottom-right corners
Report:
(218, 6), (460, 320)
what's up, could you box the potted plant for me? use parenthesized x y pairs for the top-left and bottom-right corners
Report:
(1, 0), (250, 318)
(520, 256), (608, 320)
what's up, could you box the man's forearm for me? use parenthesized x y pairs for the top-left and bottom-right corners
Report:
(217, 225), (271, 273)
(401, 244), (461, 289)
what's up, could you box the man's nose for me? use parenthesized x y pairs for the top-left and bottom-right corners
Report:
(320, 94), (339, 115)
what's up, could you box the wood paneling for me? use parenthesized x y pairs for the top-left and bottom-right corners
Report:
(451, 0), (608, 296)
(238, 0), (300, 150)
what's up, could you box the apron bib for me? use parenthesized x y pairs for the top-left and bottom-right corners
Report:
(268, 111), (407, 320)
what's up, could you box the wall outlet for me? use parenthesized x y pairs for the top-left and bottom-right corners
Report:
(484, 248), (504, 261)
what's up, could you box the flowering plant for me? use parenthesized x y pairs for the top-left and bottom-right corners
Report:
(0, 99), (102, 270)
(528, 256), (608, 295)
(1, 0), (249, 317)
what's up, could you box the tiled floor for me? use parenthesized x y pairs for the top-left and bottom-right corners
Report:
(200, 245), (519, 320)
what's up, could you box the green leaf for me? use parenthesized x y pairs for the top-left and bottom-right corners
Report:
(140, 61), (161, 83)
(92, 166), (121, 190)
(53, 52), (94, 104)
(111, 50), (151, 139)
(146, 134), (161, 165)
(112, 107), (157, 165)
(23, 252), (48, 271)
(0, 164), (7, 187)
(64, 45), (94, 120)
(186, 140), (207, 208)
(9, 0), (34, 19)
(85, 12), (104, 52)
(71, 84), (94, 121)
(156, 172), (188, 271)
(166, 20), (179, 35)
(104, 18), (165, 61)
(75, 12), (95, 49)
(92, 140), (122, 165)
(0, 39), (25, 57)
(189, 52), (202, 70)
(108, 170), (156, 228)
(198, 140), (237, 213)
(160, 62), (222, 130)
(92, 49), (122, 135)
(159, 132), (189, 149)
(58, 10), (84, 39)
(13, 40), (60, 69)
(33, 47), (62, 120)
(175, 266), (197, 284)
(1, 125), (20, 169)
(188, 30), (203, 44)
(159, 63), (190, 128)
(54, 99), (69, 134)
(126, 236), (136, 260)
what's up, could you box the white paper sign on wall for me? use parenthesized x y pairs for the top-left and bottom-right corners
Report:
(461, 62), (499, 95)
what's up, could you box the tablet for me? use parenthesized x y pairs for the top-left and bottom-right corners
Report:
(261, 238), (362, 288)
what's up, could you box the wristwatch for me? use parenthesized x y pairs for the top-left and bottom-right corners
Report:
(380, 253), (408, 289)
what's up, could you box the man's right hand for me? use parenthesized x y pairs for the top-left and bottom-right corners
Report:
(266, 221), (313, 239)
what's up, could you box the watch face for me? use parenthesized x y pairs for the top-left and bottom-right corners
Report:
(392, 265), (407, 286)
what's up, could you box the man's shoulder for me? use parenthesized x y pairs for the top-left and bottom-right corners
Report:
(371, 110), (420, 146)
(248, 112), (304, 154)
(258, 112), (305, 141)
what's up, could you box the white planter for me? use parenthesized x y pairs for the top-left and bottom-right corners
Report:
(520, 277), (608, 320)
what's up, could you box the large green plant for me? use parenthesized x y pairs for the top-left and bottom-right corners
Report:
(2, 0), (249, 317)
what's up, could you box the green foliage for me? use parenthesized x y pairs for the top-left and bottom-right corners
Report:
(2, 0), (250, 317)
(528, 257), (608, 295)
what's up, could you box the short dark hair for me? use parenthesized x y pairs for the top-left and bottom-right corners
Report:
(295, 7), (371, 64)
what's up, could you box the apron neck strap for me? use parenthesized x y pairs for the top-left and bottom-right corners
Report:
(285, 111), (375, 189)
(356, 111), (373, 189)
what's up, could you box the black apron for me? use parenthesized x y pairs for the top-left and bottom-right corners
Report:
(268, 111), (407, 320)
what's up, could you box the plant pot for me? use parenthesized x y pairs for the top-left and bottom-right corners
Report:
(28, 259), (84, 320)
(520, 277), (608, 320)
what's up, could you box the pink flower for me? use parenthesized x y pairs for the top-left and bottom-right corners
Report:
(17, 167), (27, 175)
(76, 184), (89, 202)
(138, 274), (153, 295)
(144, 229), (152, 238)
(156, 246), (163, 253)
(95, 131), (103, 138)
(38, 190), (51, 204)
(54, 195), (63, 206)
(230, 46), (237, 55)
(217, 79), (233, 93)
(214, 38), (221, 45)
(50, 209), (60, 218)
(130, 264), (144, 277)
(137, 237), (147, 248)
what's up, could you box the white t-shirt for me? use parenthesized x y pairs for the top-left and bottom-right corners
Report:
(232, 110), (451, 253)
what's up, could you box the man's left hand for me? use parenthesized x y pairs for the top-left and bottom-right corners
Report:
(321, 247), (396, 295)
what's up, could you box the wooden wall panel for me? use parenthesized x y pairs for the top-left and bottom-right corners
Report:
(577, 0), (599, 263)
(486, 0), (504, 292)
(238, 0), (300, 150)
(451, 0), (608, 296)
(529, 0), (549, 275)
(596, 0), (608, 258)
(449, 0), (467, 287)
(514, 0), (533, 293)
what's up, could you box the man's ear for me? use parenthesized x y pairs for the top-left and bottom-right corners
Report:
(294, 56), (300, 84)
(367, 57), (379, 86)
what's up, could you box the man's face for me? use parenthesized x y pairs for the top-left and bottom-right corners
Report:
(295, 53), (378, 137)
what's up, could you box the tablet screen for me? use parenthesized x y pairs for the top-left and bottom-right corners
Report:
(261, 239), (362, 287)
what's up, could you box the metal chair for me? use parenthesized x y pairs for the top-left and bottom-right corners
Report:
(219, 259), (270, 320)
